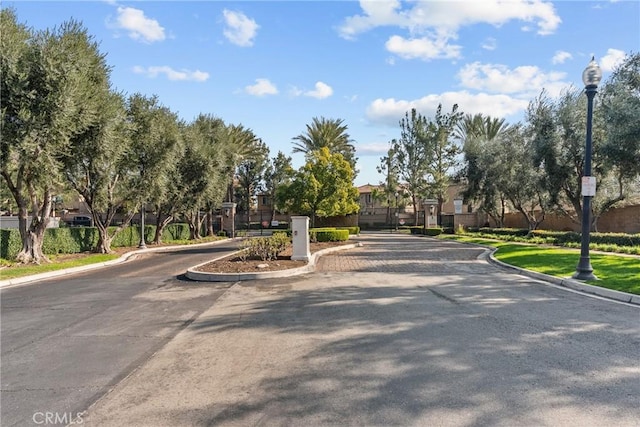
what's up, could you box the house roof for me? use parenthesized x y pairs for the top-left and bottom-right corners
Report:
(357, 184), (381, 194)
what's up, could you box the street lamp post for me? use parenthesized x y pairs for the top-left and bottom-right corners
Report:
(138, 202), (147, 249)
(573, 56), (602, 281)
(394, 192), (399, 231)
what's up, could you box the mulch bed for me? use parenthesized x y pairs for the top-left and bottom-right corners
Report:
(194, 241), (352, 273)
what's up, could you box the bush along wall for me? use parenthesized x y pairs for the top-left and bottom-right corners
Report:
(1, 223), (199, 260)
(461, 228), (640, 255)
(408, 226), (443, 236)
(336, 226), (360, 235)
(309, 228), (350, 242)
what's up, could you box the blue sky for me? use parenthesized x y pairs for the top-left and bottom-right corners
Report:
(6, 1), (640, 186)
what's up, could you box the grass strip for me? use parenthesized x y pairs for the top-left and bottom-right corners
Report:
(0, 236), (225, 281)
(439, 235), (640, 295)
(0, 253), (119, 280)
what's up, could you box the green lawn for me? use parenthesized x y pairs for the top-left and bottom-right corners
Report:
(0, 236), (226, 282)
(439, 235), (640, 295)
(0, 253), (119, 281)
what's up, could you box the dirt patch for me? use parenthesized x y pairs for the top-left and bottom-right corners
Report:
(194, 241), (352, 273)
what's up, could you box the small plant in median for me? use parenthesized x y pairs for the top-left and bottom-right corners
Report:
(239, 233), (291, 261)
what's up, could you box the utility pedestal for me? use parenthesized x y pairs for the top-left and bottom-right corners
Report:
(221, 202), (236, 238)
(291, 216), (311, 261)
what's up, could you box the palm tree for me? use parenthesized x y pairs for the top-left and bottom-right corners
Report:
(292, 117), (357, 170)
(456, 113), (509, 142)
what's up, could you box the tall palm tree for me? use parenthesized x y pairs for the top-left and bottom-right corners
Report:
(456, 113), (509, 142)
(292, 117), (357, 170)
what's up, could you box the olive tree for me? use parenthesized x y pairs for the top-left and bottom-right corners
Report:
(1, 11), (113, 262)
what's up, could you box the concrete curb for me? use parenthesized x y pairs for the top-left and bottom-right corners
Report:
(186, 242), (361, 282)
(482, 246), (639, 306)
(0, 239), (235, 289)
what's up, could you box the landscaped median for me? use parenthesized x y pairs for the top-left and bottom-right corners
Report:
(438, 234), (640, 299)
(185, 241), (360, 282)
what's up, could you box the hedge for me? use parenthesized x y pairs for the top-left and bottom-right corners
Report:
(1, 223), (194, 260)
(469, 228), (640, 247)
(336, 226), (360, 235)
(407, 226), (443, 236)
(309, 228), (349, 242)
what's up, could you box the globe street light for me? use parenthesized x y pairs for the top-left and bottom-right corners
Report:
(573, 56), (602, 281)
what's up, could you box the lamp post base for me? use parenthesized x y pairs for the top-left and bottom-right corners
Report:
(573, 257), (597, 281)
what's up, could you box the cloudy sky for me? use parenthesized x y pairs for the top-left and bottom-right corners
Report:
(7, 1), (639, 186)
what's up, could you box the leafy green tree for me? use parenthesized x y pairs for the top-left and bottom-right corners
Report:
(496, 126), (550, 230)
(60, 91), (136, 254)
(528, 88), (632, 230)
(292, 117), (357, 172)
(235, 140), (269, 228)
(1, 11), (112, 262)
(457, 114), (511, 226)
(263, 151), (295, 223)
(392, 109), (430, 224)
(423, 104), (464, 222)
(600, 52), (640, 181)
(277, 147), (359, 227)
(180, 114), (227, 239)
(377, 145), (401, 224)
(124, 93), (182, 244)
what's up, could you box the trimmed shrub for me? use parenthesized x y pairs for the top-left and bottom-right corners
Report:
(240, 233), (291, 261)
(337, 226), (360, 235)
(424, 227), (443, 236)
(314, 229), (349, 242)
(0, 229), (22, 260)
(163, 223), (191, 241)
(0, 222), (201, 260)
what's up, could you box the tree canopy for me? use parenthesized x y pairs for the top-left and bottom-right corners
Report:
(278, 147), (359, 227)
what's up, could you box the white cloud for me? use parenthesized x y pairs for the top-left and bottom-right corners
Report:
(340, 0), (561, 37)
(133, 65), (209, 82)
(245, 78), (278, 96)
(366, 91), (529, 126)
(307, 82), (333, 99)
(552, 50), (573, 64)
(600, 48), (626, 72)
(223, 9), (259, 47)
(551, 50), (573, 64)
(385, 35), (462, 60)
(356, 142), (393, 156)
(113, 6), (165, 43)
(288, 86), (303, 97)
(339, 0), (560, 61)
(457, 62), (568, 97)
(291, 82), (334, 99)
(482, 37), (497, 51)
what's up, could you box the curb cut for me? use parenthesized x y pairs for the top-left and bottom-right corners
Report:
(0, 239), (235, 289)
(483, 246), (639, 306)
(186, 242), (361, 282)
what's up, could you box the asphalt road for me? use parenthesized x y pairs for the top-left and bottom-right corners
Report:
(0, 240), (240, 427)
(84, 234), (640, 427)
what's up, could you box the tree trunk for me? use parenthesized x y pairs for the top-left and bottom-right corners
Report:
(15, 204), (50, 264)
(95, 222), (114, 254)
(206, 209), (215, 237)
(186, 209), (201, 240)
(153, 214), (174, 244)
